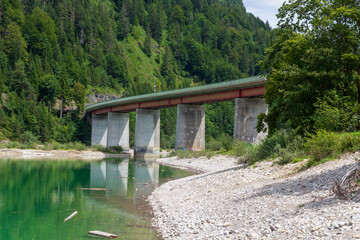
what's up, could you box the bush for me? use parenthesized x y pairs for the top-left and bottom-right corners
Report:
(207, 139), (222, 151)
(19, 131), (38, 144)
(242, 131), (305, 165)
(91, 145), (123, 154)
(73, 142), (87, 151)
(219, 133), (233, 151)
(232, 140), (250, 157)
(305, 130), (339, 162)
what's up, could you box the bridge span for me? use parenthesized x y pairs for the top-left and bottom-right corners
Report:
(86, 76), (268, 156)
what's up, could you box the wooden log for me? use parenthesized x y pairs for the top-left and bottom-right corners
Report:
(88, 230), (118, 238)
(64, 211), (78, 222)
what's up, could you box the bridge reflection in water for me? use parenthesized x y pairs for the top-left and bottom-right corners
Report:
(89, 159), (159, 202)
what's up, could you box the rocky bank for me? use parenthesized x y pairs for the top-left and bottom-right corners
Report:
(150, 153), (360, 239)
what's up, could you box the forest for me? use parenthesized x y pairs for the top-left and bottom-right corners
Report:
(0, 0), (271, 147)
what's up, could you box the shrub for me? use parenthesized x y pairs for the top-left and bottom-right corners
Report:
(232, 140), (250, 157)
(242, 130), (305, 165)
(91, 145), (123, 154)
(19, 131), (38, 144)
(305, 130), (339, 162)
(73, 142), (87, 151)
(92, 144), (106, 152)
(207, 139), (222, 151)
(219, 133), (233, 151)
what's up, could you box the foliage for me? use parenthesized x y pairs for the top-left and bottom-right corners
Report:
(0, 0), (271, 146)
(242, 131), (304, 164)
(305, 131), (360, 167)
(232, 140), (251, 157)
(18, 131), (38, 144)
(91, 145), (124, 154)
(260, 0), (360, 135)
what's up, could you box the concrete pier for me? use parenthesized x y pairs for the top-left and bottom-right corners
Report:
(91, 115), (108, 146)
(176, 104), (205, 151)
(134, 109), (160, 155)
(107, 112), (129, 150)
(234, 98), (268, 144)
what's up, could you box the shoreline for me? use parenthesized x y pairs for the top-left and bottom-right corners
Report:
(150, 153), (360, 239)
(0, 148), (132, 160)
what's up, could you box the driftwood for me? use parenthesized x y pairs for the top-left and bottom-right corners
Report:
(332, 166), (360, 199)
(64, 211), (78, 222)
(88, 230), (117, 238)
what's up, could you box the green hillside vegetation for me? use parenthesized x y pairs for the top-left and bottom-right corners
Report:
(0, 0), (270, 146)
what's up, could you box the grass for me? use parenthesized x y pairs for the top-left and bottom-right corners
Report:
(234, 130), (360, 169)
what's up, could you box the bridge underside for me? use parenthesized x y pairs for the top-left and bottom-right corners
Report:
(90, 97), (267, 157)
(88, 76), (268, 156)
(92, 86), (265, 115)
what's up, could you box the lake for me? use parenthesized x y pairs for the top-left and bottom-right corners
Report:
(0, 158), (192, 239)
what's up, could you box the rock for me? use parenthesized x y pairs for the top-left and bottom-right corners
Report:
(269, 225), (276, 231)
(311, 225), (323, 232)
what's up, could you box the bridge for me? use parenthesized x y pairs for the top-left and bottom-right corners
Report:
(86, 75), (267, 156)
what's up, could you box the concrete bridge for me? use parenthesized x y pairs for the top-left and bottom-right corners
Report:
(85, 75), (267, 156)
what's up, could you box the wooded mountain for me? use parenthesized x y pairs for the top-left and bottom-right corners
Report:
(0, 0), (270, 145)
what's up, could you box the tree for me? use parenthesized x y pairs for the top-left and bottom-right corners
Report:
(3, 22), (28, 64)
(143, 30), (152, 57)
(260, 0), (360, 135)
(38, 74), (60, 108)
(72, 82), (86, 112)
(119, 0), (130, 39)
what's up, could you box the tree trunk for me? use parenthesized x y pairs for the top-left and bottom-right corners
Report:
(60, 98), (63, 120)
(357, 77), (360, 104)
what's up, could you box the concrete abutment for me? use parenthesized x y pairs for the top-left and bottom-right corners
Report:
(107, 112), (129, 150)
(234, 98), (268, 144)
(134, 109), (160, 156)
(175, 104), (205, 151)
(91, 115), (108, 147)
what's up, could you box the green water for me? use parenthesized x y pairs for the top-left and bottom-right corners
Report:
(0, 158), (192, 240)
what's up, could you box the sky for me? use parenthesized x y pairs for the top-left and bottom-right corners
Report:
(242, 0), (287, 28)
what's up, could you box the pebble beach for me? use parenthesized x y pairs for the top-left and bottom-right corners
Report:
(150, 153), (360, 239)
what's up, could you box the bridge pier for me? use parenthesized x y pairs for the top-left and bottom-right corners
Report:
(176, 104), (205, 151)
(234, 98), (268, 144)
(91, 115), (108, 147)
(134, 109), (160, 156)
(107, 112), (129, 150)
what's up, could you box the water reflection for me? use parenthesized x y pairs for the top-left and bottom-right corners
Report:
(90, 160), (129, 197)
(89, 159), (160, 201)
(0, 158), (192, 240)
(133, 160), (159, 204)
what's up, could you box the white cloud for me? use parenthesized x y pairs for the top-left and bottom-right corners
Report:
(242, 0), (286, 28)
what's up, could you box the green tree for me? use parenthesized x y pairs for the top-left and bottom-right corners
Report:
(72, 82), (86, 112)
(261, 0), (360, 135)
(143, 30), (152, 57)
(38, 74), (60, 107)
(3, 22), (28, 64)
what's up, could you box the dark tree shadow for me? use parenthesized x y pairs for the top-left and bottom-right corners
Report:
(233, 162), (358, 209)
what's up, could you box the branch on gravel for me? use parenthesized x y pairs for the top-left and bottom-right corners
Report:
(332, 166), (360, 199)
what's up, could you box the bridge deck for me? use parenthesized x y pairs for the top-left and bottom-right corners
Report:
(86, 75), (266, 115)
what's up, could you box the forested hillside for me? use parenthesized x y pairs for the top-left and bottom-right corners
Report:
(0, 0), (270, 146)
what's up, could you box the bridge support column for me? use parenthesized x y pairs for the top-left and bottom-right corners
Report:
(107, 112), (129, 150)
(134, 109), (160, 155)
(176, 104), (205, 151)
(234, 98), (268, 144)
(91, 115), (108, 147)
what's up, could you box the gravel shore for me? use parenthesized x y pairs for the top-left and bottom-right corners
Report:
(150, 153), (360, 239)
(0, 148), (132, 160)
